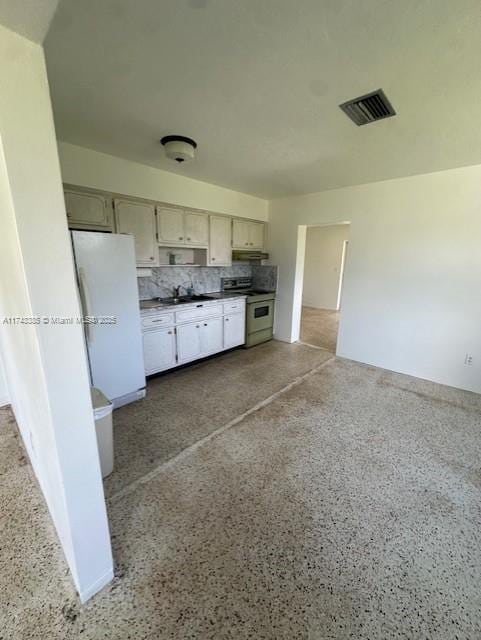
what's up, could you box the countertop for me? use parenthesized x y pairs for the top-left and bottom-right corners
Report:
(139, 292), (247, 313)
(198, 291), (250, 300)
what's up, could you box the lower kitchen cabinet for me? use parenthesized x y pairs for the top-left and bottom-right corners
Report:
(176, 321), (203, 364)
(143, 327), (176, 374)
(177, 317), (224, 364)
(142, 298), (246, 374)
(200, 317), (224, 355)
(223, 312), (245, 348)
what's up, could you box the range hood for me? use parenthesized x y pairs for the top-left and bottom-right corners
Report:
(232, 250), (269, 261)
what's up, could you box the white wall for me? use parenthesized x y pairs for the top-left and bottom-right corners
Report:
(0, 24), (113, 601)
(269, 164), (481, 394)
(58, 141), (268, 221)
(0, 350), (8, 406)
(302, 224), (349, 310)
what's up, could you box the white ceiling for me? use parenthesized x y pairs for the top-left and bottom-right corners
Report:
(0, 0), (59, 43)
(45, 0), (481, 199)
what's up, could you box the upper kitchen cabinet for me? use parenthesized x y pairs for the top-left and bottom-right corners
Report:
(232, 220), (249, 248)
(232, 219), (265, 250)
(184, 210), (209, 245)
(156, 206), (184, 244)
(209, 215), (232, 266)
(157, 206), (208, 246)
(249, 221), (265, 249)
(64, 188), (113, 231)
(114, 199), (158, 267)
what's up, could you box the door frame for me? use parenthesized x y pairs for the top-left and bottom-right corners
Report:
(292, 221), (350, 352)
(336, 240), (349, 311)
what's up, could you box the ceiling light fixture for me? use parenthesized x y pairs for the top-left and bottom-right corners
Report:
(160, 135), (197, 163)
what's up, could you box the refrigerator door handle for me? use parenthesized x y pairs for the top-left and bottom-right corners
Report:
(78, 267), (94, 344)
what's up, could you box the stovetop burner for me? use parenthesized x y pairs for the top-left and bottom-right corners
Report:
(220, 278), (275, 301)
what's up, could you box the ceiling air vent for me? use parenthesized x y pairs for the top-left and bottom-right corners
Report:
(339, 89), (396, 126)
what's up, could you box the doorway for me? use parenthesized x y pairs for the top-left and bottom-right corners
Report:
(298, 224), (350, 353)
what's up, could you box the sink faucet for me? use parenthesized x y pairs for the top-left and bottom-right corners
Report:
(172, 285), (181, 298)
(182, 280), (194, 296)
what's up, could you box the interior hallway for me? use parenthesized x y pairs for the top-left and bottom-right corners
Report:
(2, 343), (481, 639)
(300, 306), (340, 352)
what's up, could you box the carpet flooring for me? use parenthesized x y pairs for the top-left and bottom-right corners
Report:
(2, 346), (481, 639)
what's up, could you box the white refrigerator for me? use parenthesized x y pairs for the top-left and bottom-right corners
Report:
(72, 231), (146, 408)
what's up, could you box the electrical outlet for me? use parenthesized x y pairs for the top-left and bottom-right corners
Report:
(464, 354), (473, 366)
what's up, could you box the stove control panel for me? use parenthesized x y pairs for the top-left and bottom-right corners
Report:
(221, 277), (253, 292)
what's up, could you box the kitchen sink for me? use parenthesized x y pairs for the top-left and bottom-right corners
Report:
(154, 294), (215, 305)
(188, 294), (215, 301)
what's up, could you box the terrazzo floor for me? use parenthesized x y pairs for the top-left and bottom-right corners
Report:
(2, 345), (481, 639)
(300, 306), (340, 352)
(106, 340), (332, 497)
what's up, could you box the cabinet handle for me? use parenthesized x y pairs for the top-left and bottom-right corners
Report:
(245, 242), (249, 246)
(196, 304), (203, 308)
(168, 331), (172, 335)
(225, 318), (229, 322)
(150, 256), (154, 260)
(196, 325), (200, 328)
(187, 237), (191, 241)
(204, 323), (207, 326)
(179, 236), (183, 240)
(211, 257), (216, 261)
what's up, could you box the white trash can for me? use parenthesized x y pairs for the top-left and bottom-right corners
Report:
(91, 387), (114, 478)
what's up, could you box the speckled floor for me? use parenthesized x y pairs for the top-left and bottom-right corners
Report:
(2, 348), (481, 639)
(300, 306), (340, 352)
(106, 340), (332, 497)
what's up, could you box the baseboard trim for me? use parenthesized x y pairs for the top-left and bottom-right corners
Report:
(0, 395), (9, 408)
(79, 567), (114, 604)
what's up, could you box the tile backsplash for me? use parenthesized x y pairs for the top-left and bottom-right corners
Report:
(252, 265), (278, 291)
(138, 265), (277, 300)
(138, 265), (250, 300)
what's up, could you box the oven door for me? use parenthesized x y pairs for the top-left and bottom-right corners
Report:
(247, 299), (274, 333)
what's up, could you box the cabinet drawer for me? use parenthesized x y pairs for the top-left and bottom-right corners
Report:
(223, 300), (245, 314)
(176, 304), (223, 323)
(141, 313), (174, 330)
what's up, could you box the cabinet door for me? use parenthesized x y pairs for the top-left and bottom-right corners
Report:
(157, 207), (185, 244)
(224, 313), (245, 349)
(114, 199), (158, 266)
(184, 211), (208, 245)
(249, 222), (265, 249)
(232, 220), (250, 248)
(143, 328), (176, 374)
(65, 190), (112, 230)
(200, 317), (223, 355)
(176, 321), (202, 363)
(209, 216), (232, 266)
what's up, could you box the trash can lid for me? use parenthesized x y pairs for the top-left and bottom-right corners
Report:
(91, 387), (113, 419)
